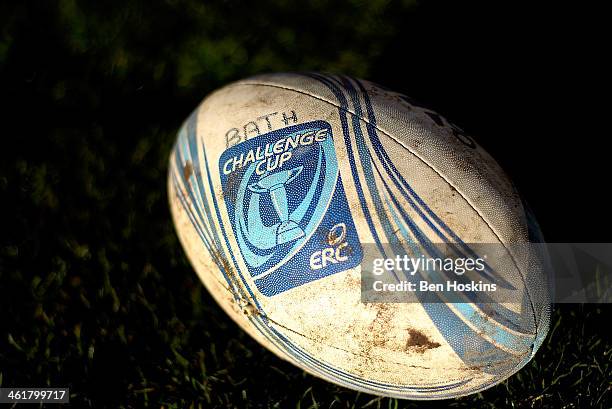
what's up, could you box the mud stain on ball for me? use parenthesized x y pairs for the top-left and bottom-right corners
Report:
(405, 328), (441, 353)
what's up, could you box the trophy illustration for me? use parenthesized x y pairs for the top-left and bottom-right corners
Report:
(248, 166), (305, 245)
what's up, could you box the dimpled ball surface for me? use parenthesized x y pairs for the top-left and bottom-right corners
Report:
(168, 73), (550, 399)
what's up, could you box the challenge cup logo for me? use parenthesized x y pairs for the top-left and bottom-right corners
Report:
(219, 121), (362, 296)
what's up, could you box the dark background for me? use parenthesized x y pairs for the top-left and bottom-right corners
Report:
(0, 1), (608, 408)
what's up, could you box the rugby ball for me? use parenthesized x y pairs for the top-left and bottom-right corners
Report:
(168, 73), (550, 399)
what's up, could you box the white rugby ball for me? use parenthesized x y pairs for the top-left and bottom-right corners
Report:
(168, 73), (550, 399)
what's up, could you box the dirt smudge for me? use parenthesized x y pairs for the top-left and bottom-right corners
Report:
(405, 328), (441, 353)
(183, 160), (193, 181)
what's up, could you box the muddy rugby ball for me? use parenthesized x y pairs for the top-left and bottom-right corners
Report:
(168, 73), (550, 399)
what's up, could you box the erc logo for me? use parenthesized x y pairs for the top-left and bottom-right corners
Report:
(219, 121), (362, 296)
